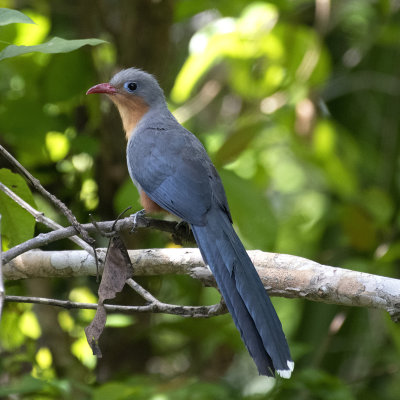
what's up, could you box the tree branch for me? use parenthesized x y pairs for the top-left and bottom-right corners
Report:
(0, 145), (94, 246)
(4, 248), (400, 321)
(2, 216), (193, 265)
(4, 294), (226, 318)
(0, 181), (93, 255)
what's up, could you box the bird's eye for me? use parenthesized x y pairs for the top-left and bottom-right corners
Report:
(124, 81), (137, 92)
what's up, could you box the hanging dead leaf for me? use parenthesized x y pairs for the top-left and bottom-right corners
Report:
(85, 234), (133, 357)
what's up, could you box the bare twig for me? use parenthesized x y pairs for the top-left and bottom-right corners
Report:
(125, 276), (225, 318)
(0, 181), (93, 255)
(126, 278), (158, 303)
(4, 294), (226, 318)
(0, 145), (94, 246)
(3, 248), (400, 321)
(141, 298), (226, 318)
(2, 216), (193, 265)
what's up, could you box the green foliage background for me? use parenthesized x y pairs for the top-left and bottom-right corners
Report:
(1, 0), (400, 399)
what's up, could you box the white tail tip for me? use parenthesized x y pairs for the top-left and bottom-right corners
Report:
(276, 360), (294, 379)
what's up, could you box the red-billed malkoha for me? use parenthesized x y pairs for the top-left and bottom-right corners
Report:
(87, 68), (294, 378)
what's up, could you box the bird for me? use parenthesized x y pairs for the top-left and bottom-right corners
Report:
(87, 68), (294, 378)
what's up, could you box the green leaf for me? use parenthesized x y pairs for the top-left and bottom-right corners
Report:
(214, 115), (268, 167)
(0, 375), (45, 397)
(42, 50), (95, 102)
(0, 8), (36, 26)
(93, 381), (154, 400)
(0, 168), (36, 248)
(0, 36), (107, 61)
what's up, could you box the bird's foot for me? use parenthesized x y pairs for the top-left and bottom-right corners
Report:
(172, 221), (194, 245)
(175, 220), (190, 235)
(130, 209), (147, 233)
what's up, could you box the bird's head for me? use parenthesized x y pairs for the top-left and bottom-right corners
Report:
(87, 68), (165, 106)
(87, 68), (165, 137)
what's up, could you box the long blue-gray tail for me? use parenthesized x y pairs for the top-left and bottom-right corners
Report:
(191, 206), (293, 378)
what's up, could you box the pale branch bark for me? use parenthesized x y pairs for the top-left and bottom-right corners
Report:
(0, 145), (94, 246)
(4, 294), (226, 318)
(0, 181), (93, 254)
(4, 248), (400, 321)
(2, 215), (192, 265)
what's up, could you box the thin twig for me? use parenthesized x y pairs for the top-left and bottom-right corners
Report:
(0, 182), (93, 255)
(125, 277), (226, 317)
(4, 295), (227, 318)
(126, 278), (158, 303)
(0, 145), (94, 246)
(2, 216), (193, 265)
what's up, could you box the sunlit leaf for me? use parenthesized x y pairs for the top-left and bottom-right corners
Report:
(236, 3), (278, 35)
(80, 178), (99, 210)
(69, 287), (96, 321)
(0, 306), (26, 350)
(171, 45), (220, 103)
(71, 335), (97, 369)
(0, 8), (36, 26)
(69, 287), (97, 304)
(105, 314), (136, 328)
(35, 347), (53, 369)
(171, 17), (237, 103)
(72, 153), (93, 173)
(13, 11), (49, 46)
(57, 311), (75, 333)
(0, 36), (106, 61)
(19, 310), (41, 339)
(313, 119), (336, 157)
(45, 131), (70, 162)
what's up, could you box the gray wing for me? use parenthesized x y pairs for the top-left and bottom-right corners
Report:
(127, 124), (231, 226)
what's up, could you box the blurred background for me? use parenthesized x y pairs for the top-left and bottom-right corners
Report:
(1, 0), (400, 399)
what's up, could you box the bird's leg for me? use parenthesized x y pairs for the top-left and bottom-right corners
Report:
(130, 209), (147, 233)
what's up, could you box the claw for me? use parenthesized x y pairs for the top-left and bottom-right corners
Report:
(175, 220), (190, 234)
(130, 209), (146, 233)
(172, 220), (194, 245)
